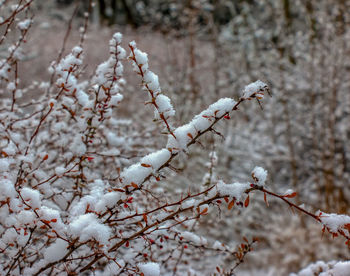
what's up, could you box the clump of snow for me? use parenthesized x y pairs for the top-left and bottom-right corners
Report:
(110, 93), (123, 106)
(140, 148), (172, 171)
(16, 210), (36, 227)
(43, 239), (68, 263)
(144, 70), (160, 92)
(119, 148), (172, 186)
(291, 260), (350, 276)
(112, 32), (122, 44)
(155, 94), (175, 119)
(106, 132), (125, 146)
(207, 98), (236, 117)
(76, 90), (89, 107)
(212, 240), (226, 250)
(17, 19), (32, 30)
(6, 82), (16, 92)
(120, 162), (152, 186)
(181, 198), (196, 209)
(138, 262), (160, 276)
(2, 228), (17, 244)
(252, 166), (268, 186)
(181, 231), (207, 246)
(166, 97), (236, 152)
(21, 187), (41, 209)
(133, 47), (148, 66)
(242, 80), (268, 99)
(216, 180), (250, 201)
(0, 179), (16, 201)
(319, 212), (350, 234)
(69, 214), (111, 245)
(166, 123), (198, 152)
(128, 41), (175, 130)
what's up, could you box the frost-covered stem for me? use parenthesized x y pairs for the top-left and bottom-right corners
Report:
(47, 4), (79, 91)
(32, 161), (79, 189)
(203, 149), (216, 187)
(227, 239), (257, 275)
(261, 187), (350, 240)
(78, 0), (93, 47)
(5, 226), (37, 276)
(165, 232), (254, 257)
(117, 97), (245, 199)
(261, 187), (320, 221)
(83, 184), (258, 272)
(187, 98), (243, 147)
(93, 41), (122, 122)
(0, 0), (32, 48)
(0, 0), (33, 27)
(128, 43), (176, 138)
(55, 61), (80, 100)
(172, 207), (199, 275)
(75, 37), (124, 186)
(0, 14), (34, 70)
(24, 103), (54, 155)
(15, 189), (69, 243)
(81, 191), (223, 272)
(108, 184), (217, 224)
(10, 61), (18, 112)
(33, 243), (84, 276)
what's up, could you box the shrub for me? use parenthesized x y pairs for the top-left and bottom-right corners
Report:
(0, 1), (349, 275)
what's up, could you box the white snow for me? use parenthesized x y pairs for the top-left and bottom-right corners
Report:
(319, 212), (350, 234)
(21, 187), (41, 209)
(181, 231), (207, 246)
(242, 80), (268, 99)
(252, 166), (268, 186)
(0, 158), (10, 172)
(166, 123), (198, 151)
(55, 166), (66, 177)
(166, 97), (236, 152)
(16, 210), (36, 226)
(43, 239), (68, 263)
(212, 240), (226, 250)
(216, 180), (250, 201)
(17, 19), (32, 30)
(140, 149), (172, 171)
(291, 260), (350, 276)
(144, 70), (160, 92)
(155, 94), (175, 118)
(138, 262), (160, 276)
(69, 213), (111, 245)
(134, 48), (148, 66)
(120, 163), (152, 186)
(69, 135), (86, 156)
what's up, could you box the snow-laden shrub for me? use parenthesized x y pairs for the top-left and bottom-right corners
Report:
(0, 1), (349, 275)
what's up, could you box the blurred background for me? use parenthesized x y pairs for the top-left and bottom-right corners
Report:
(5, 0), (350, 274)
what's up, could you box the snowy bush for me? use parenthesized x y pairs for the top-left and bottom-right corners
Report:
(0, 1), (349, 275)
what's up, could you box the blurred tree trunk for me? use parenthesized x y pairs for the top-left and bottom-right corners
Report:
(97, 0), (138, 26)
